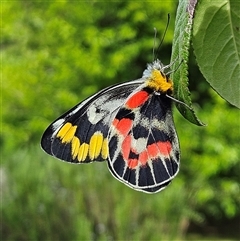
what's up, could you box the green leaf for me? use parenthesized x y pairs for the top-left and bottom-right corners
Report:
(193, 0), (240, 108)
(171, 0), (205, 126)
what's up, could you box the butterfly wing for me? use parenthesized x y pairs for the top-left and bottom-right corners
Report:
(41, 80), (143, 163)
(107, 87), (180, 193)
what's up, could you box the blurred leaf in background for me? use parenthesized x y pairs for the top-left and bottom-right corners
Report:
(2, 1), (240, 241)
(193, 0), (240, 108)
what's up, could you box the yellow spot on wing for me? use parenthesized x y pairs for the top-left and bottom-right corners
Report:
(57, 122), (77, 143)
(71, 136), (80, 159)
(78, 143), (89, 162)
(89, 132), (103, 160)
(57, 122), (71, 139)
(147, 69), (173, 93)
(101, 138), (109, 159)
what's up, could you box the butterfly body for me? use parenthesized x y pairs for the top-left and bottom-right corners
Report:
(41, 59), (180, 193)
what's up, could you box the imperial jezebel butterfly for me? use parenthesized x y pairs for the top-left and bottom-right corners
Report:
(41, 58), (180, 194)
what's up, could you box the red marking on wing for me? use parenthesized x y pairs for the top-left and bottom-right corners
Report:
(148, 141), (172, 158)
(157, 141), (172, 156)
(113, 118), (133, 136)
(123, 140), (172, 169)
(147, 143), (159, 158)
(122, 137), (139, 169)
(128, 159), (138, 169)
(112, 118), (119, 127)
(122, 135), (131, 161)
(139, 150), (148, 166)
(126, 90), (149, 109)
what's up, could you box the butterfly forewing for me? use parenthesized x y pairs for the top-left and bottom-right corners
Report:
(41, 80), (143, 163)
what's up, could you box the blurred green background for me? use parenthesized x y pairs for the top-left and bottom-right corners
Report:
(2, 1), (240, 240)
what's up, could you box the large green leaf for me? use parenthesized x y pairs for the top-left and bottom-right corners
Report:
(171, 0), (205, 126)
(193, 0), (240, 108)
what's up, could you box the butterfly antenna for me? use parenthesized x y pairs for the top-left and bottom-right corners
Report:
(155, 14), (170, 58)
(153, 28), (158, 61)
(165, 58), (183, 75)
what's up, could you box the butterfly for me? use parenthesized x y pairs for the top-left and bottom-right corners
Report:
(41, 58), (180, 193)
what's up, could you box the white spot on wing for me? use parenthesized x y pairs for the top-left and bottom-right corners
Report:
(87, 105), (106, 124)
(52, 118), (65, 131)
(87, 97), (123, 125)
(132, 137), (148, 153)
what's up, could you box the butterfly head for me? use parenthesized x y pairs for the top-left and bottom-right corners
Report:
(143, 59), (173, 95)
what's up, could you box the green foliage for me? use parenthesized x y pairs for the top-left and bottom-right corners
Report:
(2, 1), (240, 240)
(193, 0), (240, 108)
(171, 0), (204, 126)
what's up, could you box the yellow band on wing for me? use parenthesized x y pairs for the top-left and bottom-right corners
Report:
(71, 136), (81, 159)
(57, 122), (109, 162)
(89, 132), (103, 160)
(57, 122), (77, 143)
(78, 143), (89, 162)
(77, 135), (109, 162)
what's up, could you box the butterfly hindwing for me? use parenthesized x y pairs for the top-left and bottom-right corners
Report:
(41, 80), (143, 163)
(107, 86), (180, 193)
